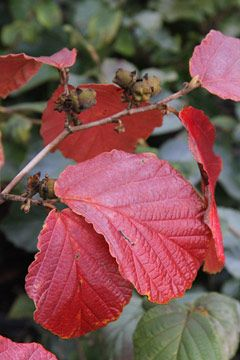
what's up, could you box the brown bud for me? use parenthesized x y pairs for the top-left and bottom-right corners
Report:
(39, 175), (57, 200)
(113, 68), (137, 89)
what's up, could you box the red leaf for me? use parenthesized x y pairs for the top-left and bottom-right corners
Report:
(25, 208), (132, 338)
(55, 150), (210, 303)
(36, 48), (77, 69)
(190, 30), (240, 101)
(179, 106), (224, 273)
(0, 131), (4, 169)
(0, 48), (77, 98)
(0, 335), (57, 359)
(40, 84), (163, 162)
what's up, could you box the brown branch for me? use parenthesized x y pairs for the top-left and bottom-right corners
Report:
(0, 77), (200, 204)
(0, 193), (57, 211)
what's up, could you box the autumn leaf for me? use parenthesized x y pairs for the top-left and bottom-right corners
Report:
(179, 106), (224, 273)
(0, 48), (77, 98)
(25, 208), (132, 338)
(190, 30), (240, 101)
(55, 150), (210, 303)
(0, 335), (58, 359)
(40, 84), (163, 162)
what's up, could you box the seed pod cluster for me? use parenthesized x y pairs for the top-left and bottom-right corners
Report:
(55, 88), (96, 114)
(113, 69), (161, 106)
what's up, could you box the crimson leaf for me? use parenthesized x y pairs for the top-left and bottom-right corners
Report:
(190, 30), (240, 101)
(179, 106), (224, 273)
(0, 335), (57, 359)
(40, 84), (163, 162)
(25, 208), (132, 338)
(55, 150), (210, 303)
(0, 48), (76, 98)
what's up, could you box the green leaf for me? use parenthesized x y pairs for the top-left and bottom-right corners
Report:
(9, 293), (35, 319)
(212, 115), (236, 132)
(133, 10), (161, 33)
(152, 0), (216, 23)
(73, 0), (102, 35)
(35, 0), (62, 29)
(219, 207), (240, 279)
(114, 28), (135, 57)
(0, 140), (27, 182)
(0, 202), (46, 252)
(88, 8), (122, 48)
(222, 278), (240, 298)
(6, 101), (46, 113)
(102, 295), (144, 360)
(195, 293), (240, 360)
(1, 20), (39, 46)
(135, 145), (158, 156)
(2, 114), (32, 144)
(217, 145), (240, 200)
(158, 132), (200, 184)
(9, 0), (37, 20)
(134, 301), (223, 360)
(134, 293), (240, 360)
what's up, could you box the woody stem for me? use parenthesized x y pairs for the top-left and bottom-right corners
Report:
(0, 77), (200, 204)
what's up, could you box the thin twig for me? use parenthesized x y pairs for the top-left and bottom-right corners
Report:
(0, 193), (57, 210)
(0, 77), (200, 204)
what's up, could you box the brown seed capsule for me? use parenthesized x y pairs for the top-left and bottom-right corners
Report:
(39, 176), (57, 200)
(131, 79), (152, 102)
(113, 68), (137, 89)
(145, 75), (161, 96)
(75, 88), (97, 110)
(54, 94), (69, 112)
(55, 88), (96, 114)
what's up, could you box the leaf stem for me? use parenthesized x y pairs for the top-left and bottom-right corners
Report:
(0, 78), (200, 203)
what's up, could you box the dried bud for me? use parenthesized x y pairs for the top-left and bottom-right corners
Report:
(55, 88), (96, 114)
(39, 175), (57, 200)
(54, 94), (70, 112)
(113, 68), (137, 89)
(75, 88), (97, 110)
(131, 79), (152, 102)
(145, 75), (161, 96)
(25, 172), (41, 197)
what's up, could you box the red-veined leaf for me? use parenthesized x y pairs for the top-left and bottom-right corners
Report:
(190, 30), (240, 101)
(0, 131), (4, 169)
(0, 335), (57, 359)
(0, 48), (77, 98)
(179, 106), (224, 273)
(40, 84), (163, 162)
(25, 208), (132, 338)
(36, 48), (77, 69)
(55, 150), (210, 303)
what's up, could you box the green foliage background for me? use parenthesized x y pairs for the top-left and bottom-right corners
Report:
(0, 0), (240, 359)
